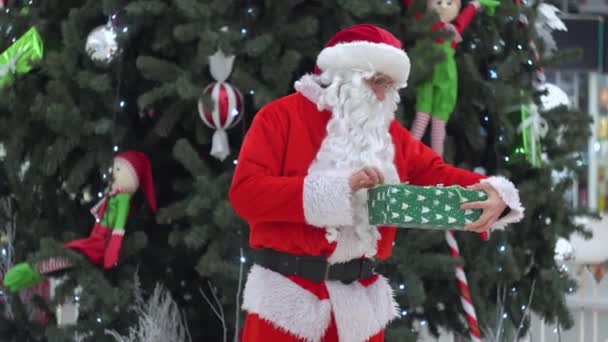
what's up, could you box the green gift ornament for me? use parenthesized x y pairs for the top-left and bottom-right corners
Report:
(367, 184), (487, 230)
(0, 27), (44, 89)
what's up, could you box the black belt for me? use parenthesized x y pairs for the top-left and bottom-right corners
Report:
(254, 249), (376, 284)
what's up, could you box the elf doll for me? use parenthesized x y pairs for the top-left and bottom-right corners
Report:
(405, 0), (499, 156)
(65, 150), (156, 269)
(3, 151), (156, 292)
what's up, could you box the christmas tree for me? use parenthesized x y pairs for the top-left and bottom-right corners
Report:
(0, 0), (591, 341)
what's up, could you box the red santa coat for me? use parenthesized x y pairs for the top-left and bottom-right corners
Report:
(228, 91), (499, 342)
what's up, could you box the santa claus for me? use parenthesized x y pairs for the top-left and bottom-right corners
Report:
(229, 24), (524, 342)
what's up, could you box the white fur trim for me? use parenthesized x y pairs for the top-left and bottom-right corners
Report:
(294, 74), (325, 110)
(303, 174), (354, 228)
(326, 275), (399, 342)
(242, 265), (332, 342)
(317, 41), (411, 88)
(481, 176), (525, 230)
(111, 230), (125, 236)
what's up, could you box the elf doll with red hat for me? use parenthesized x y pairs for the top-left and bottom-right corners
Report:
(405, 0), (499, 157)
(65, 150), (157, 269)
(3, 150), (156, 292)
(230, 24), (524, 342)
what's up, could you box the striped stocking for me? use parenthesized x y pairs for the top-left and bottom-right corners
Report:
(410, 112), (431, 140)
(431, 118), (447, 157)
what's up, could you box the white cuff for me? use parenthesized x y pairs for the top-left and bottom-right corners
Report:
(481, 176), (525, 230)
(303, 174), (353, 228)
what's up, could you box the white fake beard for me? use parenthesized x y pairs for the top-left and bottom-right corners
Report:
(297, 71), (401, 262)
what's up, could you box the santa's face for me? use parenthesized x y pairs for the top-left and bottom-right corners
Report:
(111, 158), (139, 194)
(365, 73), (396, 102)
(427, 0), (461, 23)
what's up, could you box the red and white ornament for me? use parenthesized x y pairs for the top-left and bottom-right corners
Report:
(198, 50), (244, 161)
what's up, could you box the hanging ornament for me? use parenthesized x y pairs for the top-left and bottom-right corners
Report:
(198, 49), (244, 161)
(554, 237), (574, 262)
(589, 264), (606, 283)
(85, 21), (120, 66)
(539, 83), (570, 111)
(50, 276), (81, 326)
(570, 214), (608, 265)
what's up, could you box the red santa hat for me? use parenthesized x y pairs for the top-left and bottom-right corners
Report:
(315, 24), (411, 88)
(114, 150), (157, 213)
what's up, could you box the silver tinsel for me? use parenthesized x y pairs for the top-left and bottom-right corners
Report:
(106, 277), (191, 342)
(85, 25), (121, 65)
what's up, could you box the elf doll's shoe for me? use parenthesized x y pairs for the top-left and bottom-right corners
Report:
(3, 262), (43, 292)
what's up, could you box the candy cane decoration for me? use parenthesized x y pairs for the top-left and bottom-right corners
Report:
(446, 230), (482, 342)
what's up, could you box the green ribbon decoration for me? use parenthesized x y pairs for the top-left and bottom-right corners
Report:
(517, 102), (548, 168)
(0, 27), (44, 89)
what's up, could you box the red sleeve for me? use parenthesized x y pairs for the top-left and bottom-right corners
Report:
(452, 4), (478, 34)
(228, 105), (306, 224)
(396, 123), (485, 186)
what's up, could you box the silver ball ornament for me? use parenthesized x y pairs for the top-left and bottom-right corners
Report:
(85, 25), (120, 65)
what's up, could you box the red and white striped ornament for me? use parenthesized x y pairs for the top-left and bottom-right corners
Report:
(446, 230), (482, 342)
(198, 49), (244, 161)
(198, 81), (243, 161)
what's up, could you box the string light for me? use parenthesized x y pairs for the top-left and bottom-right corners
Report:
(420, 320), (427, 326)
(240, 256), (246, 263)
(489, 69), (498, 80)
(521, 305), (526, 311)
(503, 313), (508, 319)
(96, 317), (102, 323)
(511, 287), (517, 293)
(119, 100), (125, 108)
(113, 145), (119, 152)
(233, 159), (238, 165)
(1, 248), (6, 256)
(504, 156), (510, 162)
(97, 192), (103, 198)
(401, 310), (408, 317)
(249, 89), (255, 95)
(74, 295), (80, 302)
(499, 245), (506, 253)
(399, 284), (405, 290)
(241, 28), (248, 35)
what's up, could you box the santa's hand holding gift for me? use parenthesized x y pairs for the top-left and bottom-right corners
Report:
(229, 24), (524, 342)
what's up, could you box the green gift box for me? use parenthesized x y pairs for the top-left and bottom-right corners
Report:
(0, 27), (44, 88)
(367, 184), (487, 229)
